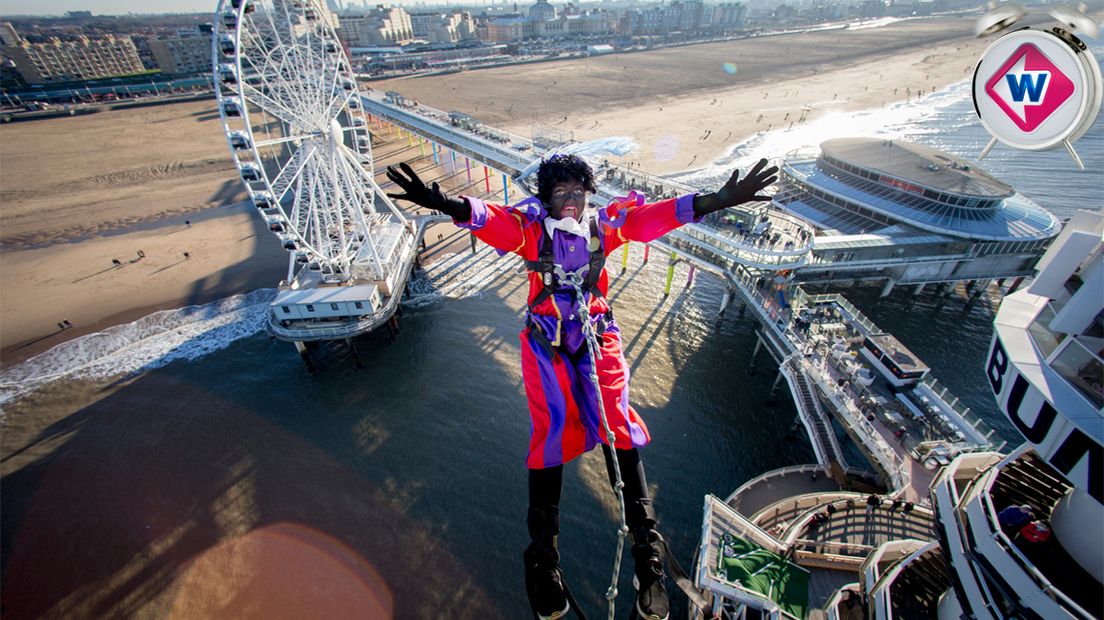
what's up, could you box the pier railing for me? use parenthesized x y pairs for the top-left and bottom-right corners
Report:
(918, 376), (1005, 451)
(801, 356), (911, 491)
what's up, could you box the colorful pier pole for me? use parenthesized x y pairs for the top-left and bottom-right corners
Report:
(432, 142), (439, 164)
(664, 252), (676, 296)
(502, 173), (509, 203)
(621, 242), (629, 273)
(419, 137), (426, 157)
(687, 265), (696, 287)
(643, 244), (651, 264)
(450, 149), (456, 172)
(465, 157), (472, 182)
(484, 166), (490, 192)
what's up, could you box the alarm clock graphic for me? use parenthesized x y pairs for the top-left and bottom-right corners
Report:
(972, 3), (1102, 169)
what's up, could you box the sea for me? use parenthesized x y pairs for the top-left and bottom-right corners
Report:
(1, 46), (1101, 619)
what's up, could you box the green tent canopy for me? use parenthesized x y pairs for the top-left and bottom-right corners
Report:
(718, 533), (810, 619)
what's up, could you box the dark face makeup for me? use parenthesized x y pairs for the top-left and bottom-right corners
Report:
(549, 180), (588, 221)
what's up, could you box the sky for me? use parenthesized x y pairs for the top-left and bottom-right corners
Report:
(0, 0), (511, 17)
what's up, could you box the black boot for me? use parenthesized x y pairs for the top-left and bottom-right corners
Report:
(631, 527), (670, 620)
(524, 508), (570, 620)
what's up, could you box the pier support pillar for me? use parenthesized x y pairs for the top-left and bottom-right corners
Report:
(719, 289), (732, 316)
(432, 141), (439, 164)
(912, 283), (926, 296)
(484, 166), (490, 192)
(388, 315), (400, 341)
(748, 336), (763, 374)
(346, 337), (363, 369)
(879, 278), (896, 298)
(294, 341), (316, 374)
(502, 173), (510, 203)
(465, 157), (472, 182)
(1007, 276), (1025, 294)
(643, 244), (650, 264)
(664, 252), (676, 297)
(621, 243), (629, 274)
(686, 265), (696, 288)
(966, 279), (991, 306)
(470, 231), (477, 254)
(771, 369), (785, 394)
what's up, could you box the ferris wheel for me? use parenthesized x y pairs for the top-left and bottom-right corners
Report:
(212, 0), (408, 284)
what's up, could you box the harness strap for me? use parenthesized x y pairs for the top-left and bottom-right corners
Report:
(655, 534), (710, 612)
(584, 218), (606, 298)
(524, 219), (607, 311)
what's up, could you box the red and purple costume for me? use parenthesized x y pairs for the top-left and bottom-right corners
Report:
(455, 193), (701, 469)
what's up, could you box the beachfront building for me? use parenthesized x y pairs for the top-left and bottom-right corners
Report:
(1, 25), (145, 85)
(482, 1), (614, 43)
(339, 7), (414, 46)
(616, 0), (746, 36)
(409, 10), (476, 44)
(775, 138), (1061, 291)
(148, 29), (212, 76)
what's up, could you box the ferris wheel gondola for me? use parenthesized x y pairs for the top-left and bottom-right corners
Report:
(213, 0), (409, 286)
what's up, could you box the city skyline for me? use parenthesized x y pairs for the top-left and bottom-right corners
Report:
(1, 0), (546, 18)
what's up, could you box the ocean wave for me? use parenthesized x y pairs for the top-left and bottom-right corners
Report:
(667, 79), (974, 189)
(0, 289), (277, 410)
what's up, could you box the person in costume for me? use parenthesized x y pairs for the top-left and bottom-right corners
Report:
(386, 154), (777, 620)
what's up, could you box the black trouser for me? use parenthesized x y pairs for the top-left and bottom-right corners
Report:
(527, 447), (657, 547)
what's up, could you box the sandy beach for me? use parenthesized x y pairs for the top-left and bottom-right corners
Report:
(373, 16), (992, 173)
(0, 15), (992, 366)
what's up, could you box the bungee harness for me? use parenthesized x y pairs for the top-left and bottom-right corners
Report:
(523, 217), (611, 359)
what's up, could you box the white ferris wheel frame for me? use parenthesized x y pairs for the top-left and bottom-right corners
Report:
(212, 0), (407, 283)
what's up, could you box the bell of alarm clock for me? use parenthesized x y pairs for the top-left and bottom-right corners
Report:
(1048, 3), (1100, 39)
(975, 1), (1028, 37)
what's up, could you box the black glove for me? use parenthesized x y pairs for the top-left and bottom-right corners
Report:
(386, 162), (471, 221)
(692, 158), (779, 217)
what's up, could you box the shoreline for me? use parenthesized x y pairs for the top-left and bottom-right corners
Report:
(0, 15), (998, 368)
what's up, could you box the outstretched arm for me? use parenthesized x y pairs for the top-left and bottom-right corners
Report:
(609, 159), (779, 250)
(691, 158), (778, 217)
(386, 162), (529, 255)
(386, 162), (471, 221)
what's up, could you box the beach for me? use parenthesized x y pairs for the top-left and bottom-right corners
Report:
(0, 16), (993, 366)
(372, 16), (992, 173)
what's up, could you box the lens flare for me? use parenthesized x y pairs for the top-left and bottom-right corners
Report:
(723, 62), (738, 75)
(652, 133), (681, 162)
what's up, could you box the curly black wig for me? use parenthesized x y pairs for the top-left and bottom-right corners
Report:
(536, 154), (596, 205)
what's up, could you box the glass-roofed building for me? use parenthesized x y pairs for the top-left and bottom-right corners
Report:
(775, 138), (1061, 292)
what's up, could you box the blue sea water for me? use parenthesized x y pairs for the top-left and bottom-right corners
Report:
(1, 47), (1101, 619)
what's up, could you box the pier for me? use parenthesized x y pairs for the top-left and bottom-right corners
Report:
(359, 95), (1005, 494)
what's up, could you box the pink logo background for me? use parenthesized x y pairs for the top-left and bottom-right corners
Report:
(985, 43), (1075, 133)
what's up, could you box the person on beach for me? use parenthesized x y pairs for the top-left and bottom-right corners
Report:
(387, 154), (776, 620)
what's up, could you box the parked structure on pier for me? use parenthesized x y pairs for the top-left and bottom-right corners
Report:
(775, 138), (1061, 293)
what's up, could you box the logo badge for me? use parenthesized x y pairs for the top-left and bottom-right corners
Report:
(972, 27), (1102, 165)
(984, 43), (1075, 132)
